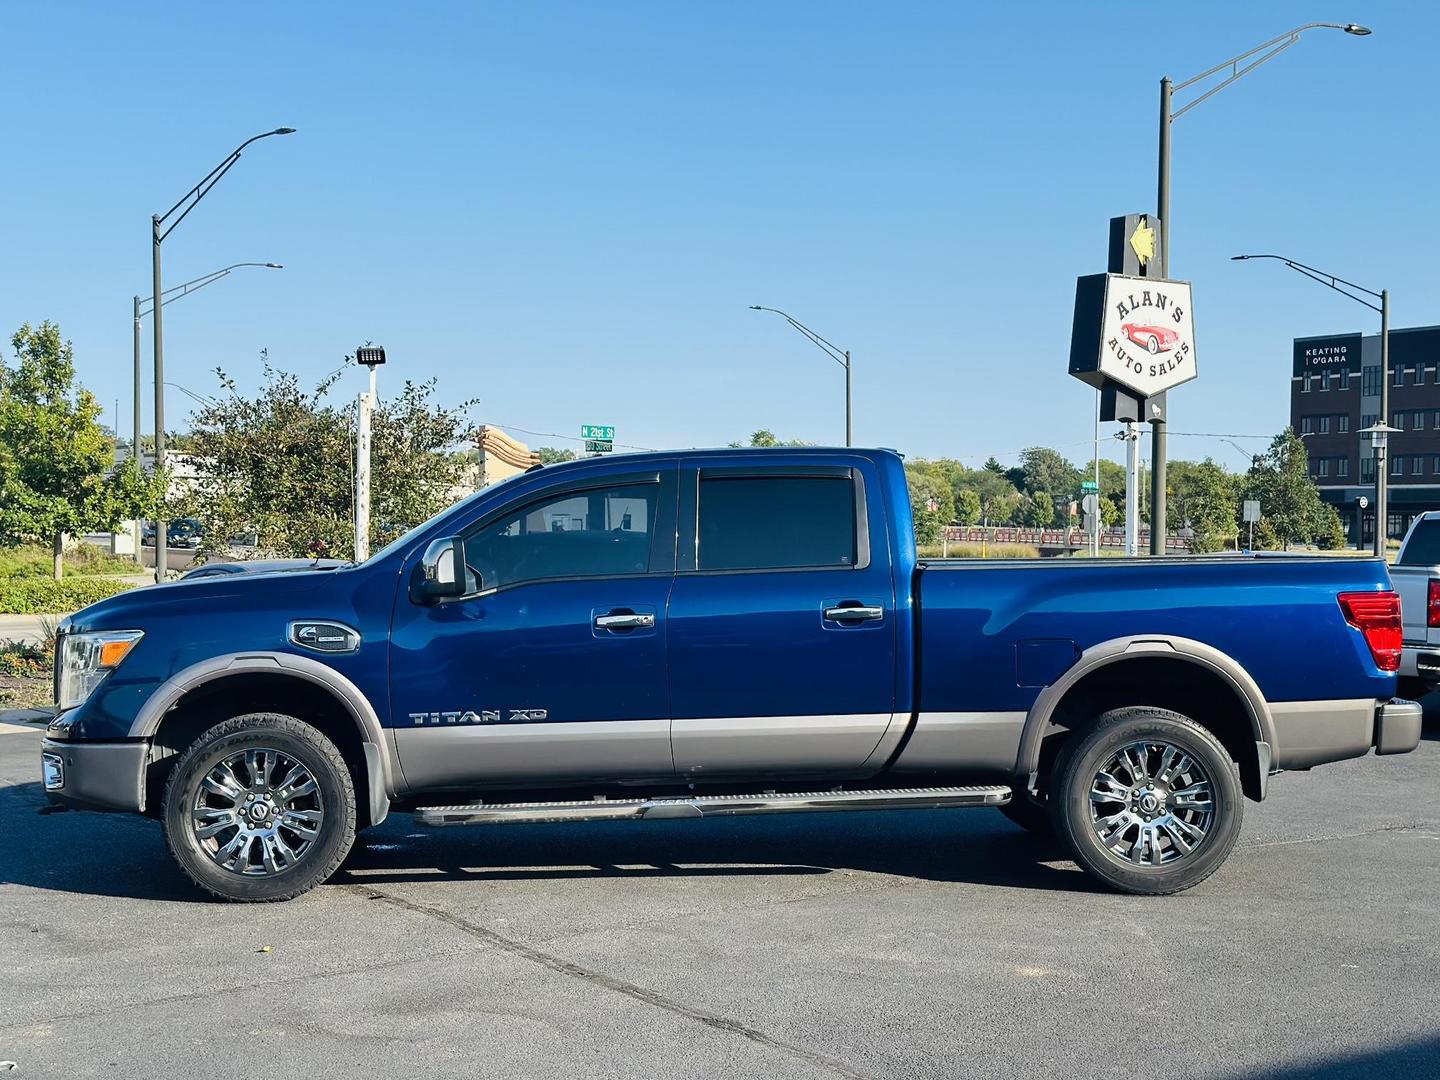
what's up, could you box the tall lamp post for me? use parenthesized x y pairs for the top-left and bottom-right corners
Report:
(1232, 254), (1389, 555)
(151, 127), (295, 582)
(749, 306), (852, 446)
(1154, 20), (1369, 555)
(131, 262), (283, 562)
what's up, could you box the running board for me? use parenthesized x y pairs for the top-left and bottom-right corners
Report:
(415, 785), (1011, 827)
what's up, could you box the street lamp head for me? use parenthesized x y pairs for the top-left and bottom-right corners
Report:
(1343, 24), (1372, 35)
(748, 305), (762, 310)
(273, 127), (297, 135)
(1230, 255), (1250, 261)
(264, 263), (284, 269)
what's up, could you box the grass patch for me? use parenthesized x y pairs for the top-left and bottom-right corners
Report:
(0, 543), (138, 579)
(0, 577), (134, 614)
(918, 542), (1043, 559)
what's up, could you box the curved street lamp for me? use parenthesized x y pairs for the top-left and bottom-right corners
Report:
(1232, 253), (1388, 555)
(749, 306), (852, 446)
(150, 128), (295, 581)
(128, 262), (283, 562)
(1150, 22), (1370, 555)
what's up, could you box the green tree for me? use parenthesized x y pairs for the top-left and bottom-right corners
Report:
(905, 465), (954, 546)
(1018, 490), (1054, 527)
(1013, 448), (1081, 526)
(729, 429), (812, 448)
(0, 322), (163, 577)
(953, 488), (981, 526)
(536, 446), (576, 464)
(174, 363), (475, 559)
(1170, 458), (1239, 553)
(1243, 429), (1332, 550)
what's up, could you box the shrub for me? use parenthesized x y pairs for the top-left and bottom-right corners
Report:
(0, 577), (134, 614)
(0, 639), (53, 678)
(0, 542), (138, 578)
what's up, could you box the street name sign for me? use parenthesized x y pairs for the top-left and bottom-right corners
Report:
(1069, 273), (1197, 400)
(585, 439), (614, 454)
(1081, 480), (1099, 493)
(581, 425), (615, 441)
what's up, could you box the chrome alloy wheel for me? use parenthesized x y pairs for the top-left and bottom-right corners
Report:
(190, 748), (325, 876)
(1087, 740), (1214, 867)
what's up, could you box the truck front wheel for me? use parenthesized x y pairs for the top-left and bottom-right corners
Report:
(162, 713), (356, 902)
(1053, 707), (1242, 895)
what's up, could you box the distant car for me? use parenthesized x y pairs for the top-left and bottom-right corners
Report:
(180, 559), (346, 580)
(141, 518), (204, 548)
(1121, 322), (1179, 355)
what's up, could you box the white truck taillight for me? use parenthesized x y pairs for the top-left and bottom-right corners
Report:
(1338, 591), (1402, 673)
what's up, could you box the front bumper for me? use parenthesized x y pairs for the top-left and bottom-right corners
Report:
(40, 737), (149, 812)
(1375, 699), (1423, 756)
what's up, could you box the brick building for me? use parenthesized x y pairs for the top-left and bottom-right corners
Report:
(1292, 325), (1440, 546)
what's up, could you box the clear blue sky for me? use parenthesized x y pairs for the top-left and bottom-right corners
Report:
(4, 1), (1436, 469)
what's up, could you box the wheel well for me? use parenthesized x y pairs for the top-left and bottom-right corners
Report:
(1037, 656), (1264, 800)
(146, 673), (375, 826)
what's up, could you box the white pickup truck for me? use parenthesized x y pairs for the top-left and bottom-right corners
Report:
(1392, 511), (1440, 697)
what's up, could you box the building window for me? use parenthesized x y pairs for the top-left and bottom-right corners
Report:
(1362, 413), (1378, 430)
(1338, 458), (1349, 478)
(1433, 456), (1440, 474)
(1394, 367), (1406, 387)
(1392, 455), (1404, 476)
(1363, 366), (1382, 395)
(1301, 377), (1311, 393)
(1416, 456), (1426, 477)
(1319, 416), (1331, 434)
(1393, 412), (1405, 430)
(1417, 366), (1428, 387)
(1318, 458), (1330, 478)
(1415, 411), (1427, 431)
(1362, 457), (1376, 483)
(1339, 414), (1349, 433)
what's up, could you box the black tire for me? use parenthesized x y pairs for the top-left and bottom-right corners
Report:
(999, 794), (1054, 835)
(162, 713), (356, 902)
(1052, 707), (1242, 896)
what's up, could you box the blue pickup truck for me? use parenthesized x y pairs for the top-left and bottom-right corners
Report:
(42, 448), (1422, 901)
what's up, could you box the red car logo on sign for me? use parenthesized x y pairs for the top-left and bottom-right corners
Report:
(1121, 322), (1179, 355)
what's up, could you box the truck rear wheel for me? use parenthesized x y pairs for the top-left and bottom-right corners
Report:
(1053, 707), (1242, 896)
(162, 713), (356, 902)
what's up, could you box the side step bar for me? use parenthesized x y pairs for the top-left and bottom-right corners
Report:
(415, 785), (1011, 827)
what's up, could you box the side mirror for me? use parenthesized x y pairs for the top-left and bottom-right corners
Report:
(412, 536), (468, 604)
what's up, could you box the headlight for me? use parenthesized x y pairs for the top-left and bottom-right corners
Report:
(57, 630), (144, 712)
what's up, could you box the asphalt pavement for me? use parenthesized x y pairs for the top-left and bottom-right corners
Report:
(2, 713), (1438, 1080)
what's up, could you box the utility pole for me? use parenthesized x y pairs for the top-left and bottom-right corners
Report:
(354, 346), (387, 562)
(1377, 288), (1390, 552)
(1123, 423), (1141, 556)
(132, 295), (143, 563)
(151, 214), (167, 582)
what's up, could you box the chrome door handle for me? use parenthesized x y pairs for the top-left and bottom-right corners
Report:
(595, 612), (656, 629)
(824, 605), (884, 622)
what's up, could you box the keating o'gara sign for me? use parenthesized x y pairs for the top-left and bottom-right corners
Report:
(1069, 273), (1198, 400)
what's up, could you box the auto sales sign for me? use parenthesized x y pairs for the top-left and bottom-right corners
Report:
(1068, 273), (1197, 399)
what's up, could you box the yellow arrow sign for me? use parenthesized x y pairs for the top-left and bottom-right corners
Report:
(1129, 217), (1156, 267)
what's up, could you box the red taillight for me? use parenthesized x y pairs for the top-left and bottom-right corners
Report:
(1338, 591), (1402, 672)
(1428, 580), (1440, 628)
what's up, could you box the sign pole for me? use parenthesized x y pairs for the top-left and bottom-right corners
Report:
(1150, 76), (1172, 556)
(1124, 423), (1140, 556)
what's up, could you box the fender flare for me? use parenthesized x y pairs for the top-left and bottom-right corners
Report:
(1013, 635), (1277, 794)
(130, 651), (395, 824)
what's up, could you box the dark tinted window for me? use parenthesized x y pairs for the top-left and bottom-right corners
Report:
(463, 483), (658, 589)
(698, 475), (856, 570)
(1400, 520), (1440, 565)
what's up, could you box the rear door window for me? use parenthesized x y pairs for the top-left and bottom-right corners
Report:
(697, 475), (856, 571)
(1399, 520), (1440, 565)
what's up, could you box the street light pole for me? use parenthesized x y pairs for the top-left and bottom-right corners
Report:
(1231, 254), (1389, 555)
(132, 262), (282, 568)
(1153, 21), (1370, 555)
(132, 295), (143, 561)
(150, 128), (295, 583)
(749, 306), (852, 447)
